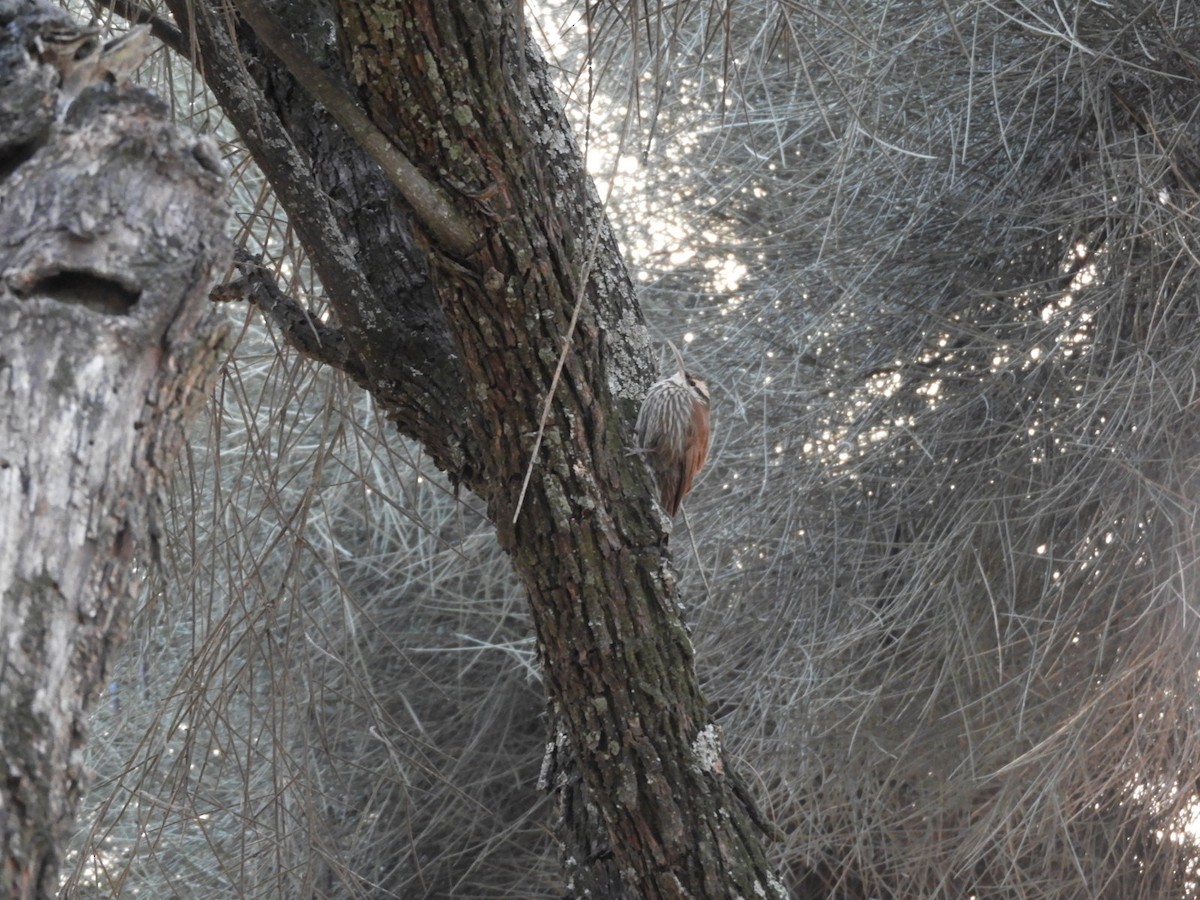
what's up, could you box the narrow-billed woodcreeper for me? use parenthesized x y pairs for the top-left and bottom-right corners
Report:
(635, 341), (711, 517)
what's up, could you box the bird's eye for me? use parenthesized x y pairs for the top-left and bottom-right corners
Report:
(74, 37), (100, 60)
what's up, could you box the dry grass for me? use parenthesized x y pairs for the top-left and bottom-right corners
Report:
(63, 0), (1200, 897)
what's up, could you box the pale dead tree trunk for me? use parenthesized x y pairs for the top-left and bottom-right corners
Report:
(0, 3), (229, 895)
(99, 0), (788, 895)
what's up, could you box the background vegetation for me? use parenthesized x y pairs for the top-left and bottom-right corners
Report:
(62, 1), (1200, 896)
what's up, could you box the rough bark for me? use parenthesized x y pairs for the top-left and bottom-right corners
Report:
(153, 0), (479, 481)
(0, 5), (229, 894)
(115, 0), (788, 894)
(336, 1), (787, 894)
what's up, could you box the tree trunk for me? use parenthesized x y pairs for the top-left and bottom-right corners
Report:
(133, 0), (787, 894)
(332, 1), (787, 894)
(0, 5), (229, 894)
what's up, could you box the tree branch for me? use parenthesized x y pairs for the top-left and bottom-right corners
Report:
(156, 0), (372, 342)
(229, 0), (477, 258)
(93, 0), (185, 57)
(212, 252), (370, 385)
(157, 0), (477, 479)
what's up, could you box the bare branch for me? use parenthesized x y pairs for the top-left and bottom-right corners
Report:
(93, 0), (185, 56)
(230, 0), (477, 258)
(213, 252), (370, 385)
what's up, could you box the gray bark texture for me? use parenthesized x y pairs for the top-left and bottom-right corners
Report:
(0, 3), (229, 895)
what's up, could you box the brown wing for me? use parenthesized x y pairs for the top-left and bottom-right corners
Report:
(675, 400), (711, 511)
(659, 458), (685, 517)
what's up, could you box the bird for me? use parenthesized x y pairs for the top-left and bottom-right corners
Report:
(634, 340), (711, 517)
(31, 17), (152, 108)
